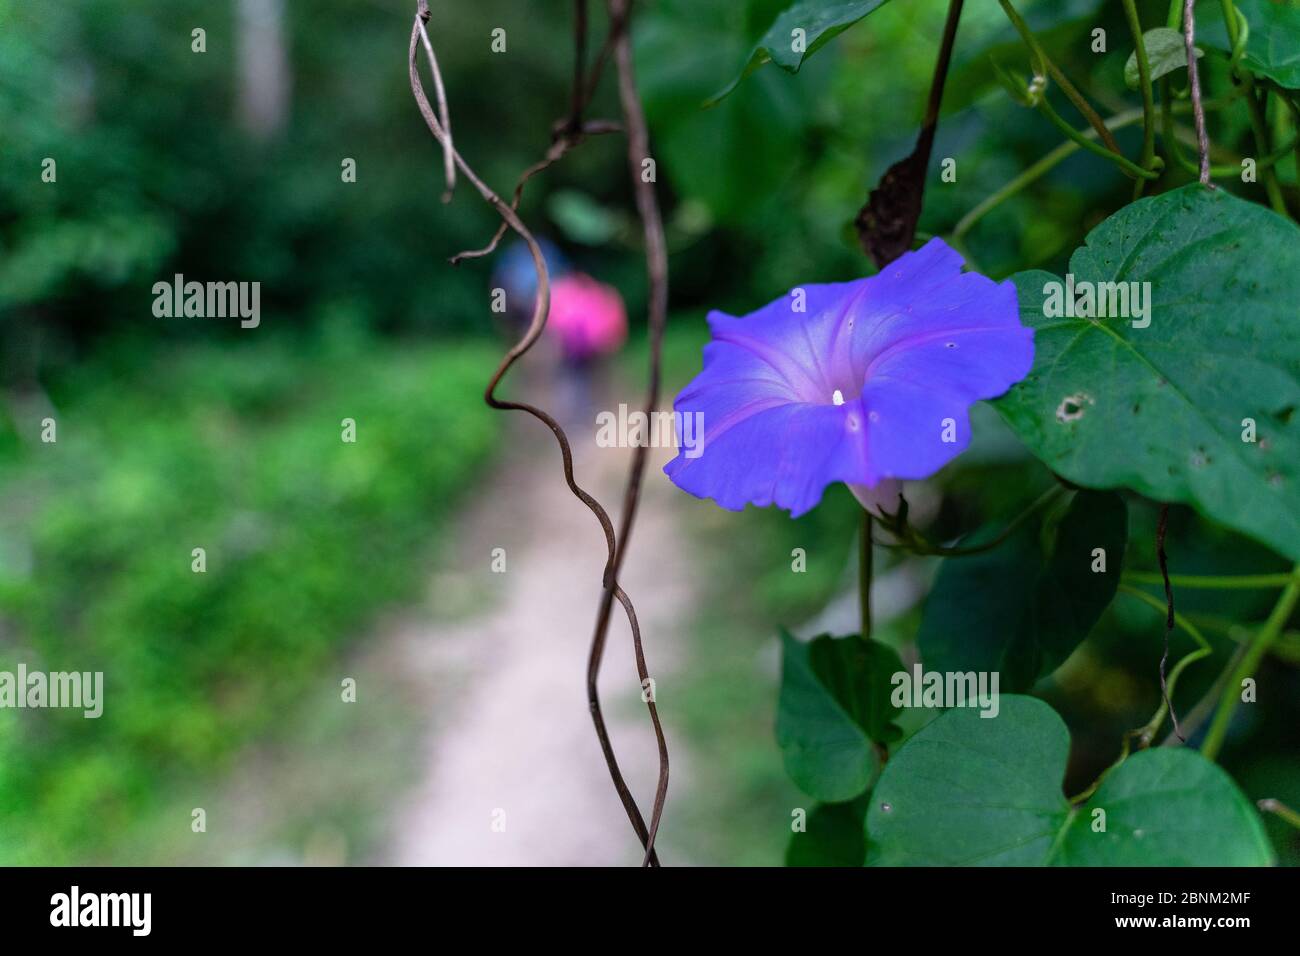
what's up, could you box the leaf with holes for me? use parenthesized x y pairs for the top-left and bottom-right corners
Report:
(993, 185), (1300, 562)
(706, 0), (893, 106)
(867, 696), (1274, 865)
(1200, 0), (1300, 89)
(776, 630), (903, 802)
(1124, 27), (1202, 89)
(918, 490), (1127, 692)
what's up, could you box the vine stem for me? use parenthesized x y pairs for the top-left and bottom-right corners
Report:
(854, 0), (963, 266)
(875, 484), (1065, 558)
(1201, 565), (1300, 760)
(409, 0), (666, 866)
(1036, 96), (1160, 180)
(1183, 0), (1212, 185)
(1161, 77), (1299, 179)
(1216, 0), (1290, 215)
(1287, 92), (1300, 187)
(951, 139), (1078, 242)
(1160, 639), (1245, 746)
(1123, 571), (1296, 589)
(1258, 798), (1300, 830)
(1154, 505), (1180, 738)
(1243, 87), (1290, 215)
(1121, 0), (1158, 196)
(1118, 584), (1212, 745)
(594, 0), (672, 869)
(1072, 586), (1215, 802)
(951, 91), (1244, 242)
(414, 3), (455, 199)
(998, 0), (1123, 154)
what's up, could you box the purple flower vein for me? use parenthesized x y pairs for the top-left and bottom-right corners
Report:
(663, 238), (1036, 517)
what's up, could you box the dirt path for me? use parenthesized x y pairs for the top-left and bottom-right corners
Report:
(122, 372), (698, 867)
(384, 392), (695, 866)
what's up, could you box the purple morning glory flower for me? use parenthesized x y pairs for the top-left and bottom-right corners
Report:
(663, 238), (1034, 517)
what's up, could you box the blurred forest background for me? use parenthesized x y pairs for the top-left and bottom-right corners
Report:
(1, 0), (1296, 865)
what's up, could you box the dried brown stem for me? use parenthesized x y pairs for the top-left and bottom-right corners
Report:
(450, 120), (620, 266)
(578, 2), (625, 119)
(416, 3), (455, 200)
(855, 0), (964, 266)
(587, 0), (671, 869)
(1182, 0), (1212, 185)
(449, 0), (623, 265)
(409, 5), (662, 864)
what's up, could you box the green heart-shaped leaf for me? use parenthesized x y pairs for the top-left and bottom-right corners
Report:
(777, 630), (903, 801)
(994, 185), (1300, 562)
(918, 490), (1127, 692)
(867, 695), (1274, 865)
(707, 0), (893, 106)
(1200, 0), (1300, 89)
(1124, 27), (1202, 89)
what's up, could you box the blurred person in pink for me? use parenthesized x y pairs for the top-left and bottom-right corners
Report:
(546, 273), (627, 364)
(546, 272), (627, 423)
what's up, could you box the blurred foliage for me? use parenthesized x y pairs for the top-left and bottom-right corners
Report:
(0, 0), (638, 356)
(0, 338), (497, 862)
(2, 0), (1297, 866)
(7, 0), (1287, 356)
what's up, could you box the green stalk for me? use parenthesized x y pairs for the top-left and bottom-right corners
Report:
(1217, 0), (1290, 215)
(1218, 0), (1240, 52)
(1289, 93), (1300, 194)
(1244, 87), (1290, 215)
(1123, 571), (1297, 590)
(953, 90), (1245, 242)
(1119, 584), (1213, 745)
(1122, 0), (1158, 196)
(952, 139), (1079, 241)
(998, 0), (1124, 154)
(1201, 565), (1300, 760)
(1258, 798), (1300, 830)
(1037, 96), (1160, 180)
(1161, 78), (1295, 177)
(1161, 78), (1199, 174)
(878, 484), (1066, 558)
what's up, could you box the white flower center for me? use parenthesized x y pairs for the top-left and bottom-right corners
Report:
(832, 389), (845, 406)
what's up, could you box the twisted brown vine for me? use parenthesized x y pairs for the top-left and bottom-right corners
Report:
(409, 0), (669, 866)
(449, 1), (624, 267)
(585, 0), (671, 869)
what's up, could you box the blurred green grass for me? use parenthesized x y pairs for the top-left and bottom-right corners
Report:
(0, 337), (498, 863)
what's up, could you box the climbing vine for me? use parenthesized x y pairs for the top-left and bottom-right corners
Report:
(418, 0), (1300, 866)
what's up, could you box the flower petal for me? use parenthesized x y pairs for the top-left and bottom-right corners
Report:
(664, 238), (1034, 514)
(665, 397), (877, 517)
